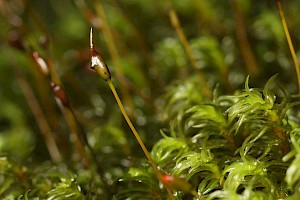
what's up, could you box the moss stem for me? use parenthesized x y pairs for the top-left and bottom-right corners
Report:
(276, 0), (300, 93)
(14, 67), (62, 163)
(232, 0), (259, 75)
(94, 1), (135, 113)
(107, 79), (175, 199)
(169, 8), (212, 99)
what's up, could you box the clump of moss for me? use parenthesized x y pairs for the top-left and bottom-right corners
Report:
(1, 0), (300, 199)
(119, 75), (300, 199)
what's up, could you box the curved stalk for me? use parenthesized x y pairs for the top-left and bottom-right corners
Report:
(90, 27), (175, 199)
(276, 0), (300, 92)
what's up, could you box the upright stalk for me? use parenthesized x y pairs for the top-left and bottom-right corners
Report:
(232, 0), (259, 75)
(32, 51), (87, 164)
(93, 1), (135, 113)
(168, 8), (212, 99)
(14, 67), (62, 163)
(107, 80), (159, 173)
(32, 50), (111, 188)
(51, 81), (112, 191)
(276, 0), (300, 92)
(50, 82), (90, 167)
(90, 28), (175, 199)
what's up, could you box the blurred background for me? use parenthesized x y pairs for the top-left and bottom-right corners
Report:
(1, 0), (300, 198)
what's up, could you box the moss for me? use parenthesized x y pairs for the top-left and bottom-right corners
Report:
(1, 0), (300, 199)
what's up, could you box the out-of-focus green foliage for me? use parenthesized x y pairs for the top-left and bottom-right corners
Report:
(1, 0), (300, 199)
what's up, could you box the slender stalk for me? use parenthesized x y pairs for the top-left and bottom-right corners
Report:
(169, 8), (212, 99)
(32, 50), (91, 166)
(64, 109), (86, 160)
(107, 80), (158, 172)
(31, 53), (60, 129)
(51, 83), (89, 166)
(113, 0), (166, 90)
(107, 80), (175, 199)
(276, 0), (300, 92)
(232, 0), (259, 75)
(94, 1), (135, 113)
(90, 28), (175, 199)
(14, 67), (62, 163)
(50, 80), (111, 191)
(31, 49), (90, 166)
